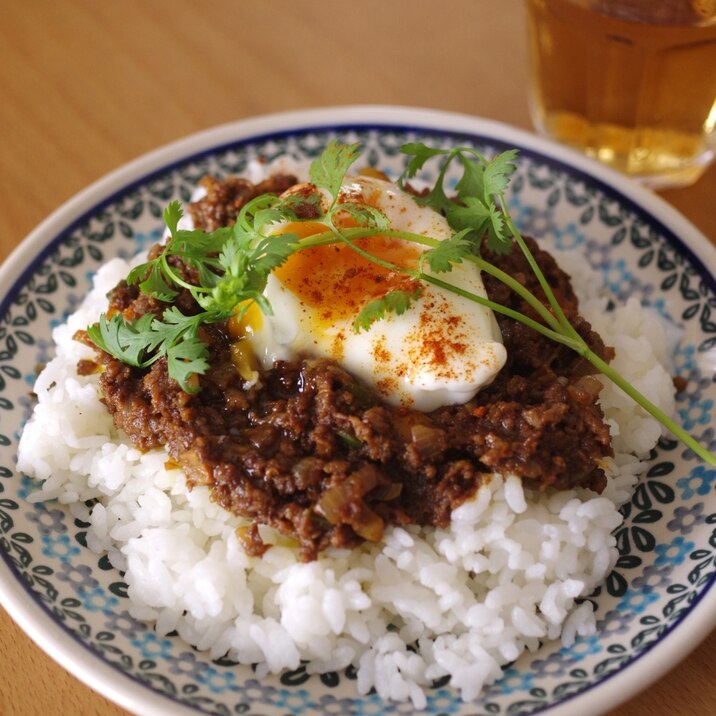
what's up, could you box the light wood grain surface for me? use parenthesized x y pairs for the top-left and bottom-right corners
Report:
(1, 2), (715, 715)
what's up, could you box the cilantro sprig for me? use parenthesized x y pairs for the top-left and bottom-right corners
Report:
(88, 195), (302, 392)
(86, 140), (716, 466)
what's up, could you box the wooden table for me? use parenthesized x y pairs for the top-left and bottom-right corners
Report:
(1, 1), (715, 714)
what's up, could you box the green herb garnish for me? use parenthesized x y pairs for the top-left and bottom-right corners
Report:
(88, 196), (301, 392)
(87, 141), (716, 465)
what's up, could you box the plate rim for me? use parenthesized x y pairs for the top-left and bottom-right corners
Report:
(1, 104), (715, 716)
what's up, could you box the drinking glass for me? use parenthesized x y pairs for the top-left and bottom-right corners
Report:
(525, 0), (716, 188)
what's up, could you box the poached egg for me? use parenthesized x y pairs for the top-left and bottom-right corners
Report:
(230, 174), (506, 411)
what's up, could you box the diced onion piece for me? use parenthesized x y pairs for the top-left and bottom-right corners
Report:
(178, 449), (212, 486)
(410, 423), (446, 459)
(316, 465), (385, 542)
(572, 374), (604, 397)
(350, 504), (384, 542)
(370, 483), (403, 501)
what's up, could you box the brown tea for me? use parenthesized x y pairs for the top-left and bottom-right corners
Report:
(526, 0), (716, 187)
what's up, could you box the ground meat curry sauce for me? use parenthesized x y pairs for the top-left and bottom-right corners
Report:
(84, 174), (614, 561)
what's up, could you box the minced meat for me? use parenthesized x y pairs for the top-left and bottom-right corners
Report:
(86, 175), (614, 561)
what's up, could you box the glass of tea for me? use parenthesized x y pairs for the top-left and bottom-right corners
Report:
(525, 0), (716, 188)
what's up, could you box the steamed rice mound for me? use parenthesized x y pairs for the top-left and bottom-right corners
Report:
(17, 249), (675, 708)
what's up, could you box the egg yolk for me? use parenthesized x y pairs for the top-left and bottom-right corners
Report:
(273, 221), (422, 332)
(227, 301), (263, 381)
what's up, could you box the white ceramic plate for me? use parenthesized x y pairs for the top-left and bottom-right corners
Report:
(1, 106), (715, 716)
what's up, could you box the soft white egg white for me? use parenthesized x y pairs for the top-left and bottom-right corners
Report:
(236, 174), (506, 411)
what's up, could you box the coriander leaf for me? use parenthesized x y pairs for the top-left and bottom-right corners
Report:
(166, 334), (209, 393)
(332, 202), (390, 231)
(274, 190), (324, 221)
(242, 192), (318, 235)
(252, 205), (296, 233)
(398, 143), (459, 215)
(89, 308), (213, 395)
(398, 143), (450, 181)
(126, 261), (151, 287)
(445, 197), (492, 237)
(248, 233), (299, 279)
(171, 227), (232, 259)
(147, 307), (214, 390)
(413, 179), (454, 215)
(87, 312), (157, 367)
(353, 287), (422, 333)
(446, 197), (512, 255)
(310, 140), (361, 203)
(152, 305), (203, 335)
(485, 203), (512, 255)
(455, 154), (485, 202)
(169, 227), (232, 290)
(127, 200), (233, 301)
(482, 149), (519, 197)
(215, 236), (245, 281)
(203, 232), (299, 315)
(127, 261), (179, 302)
(204, 274), (244, 314)
(164, 200), (183, 237)
(237, 193), (282, 232)
(420, 229), (474, 273)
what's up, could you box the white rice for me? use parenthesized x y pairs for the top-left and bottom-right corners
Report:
(17, 233), (676, 709)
